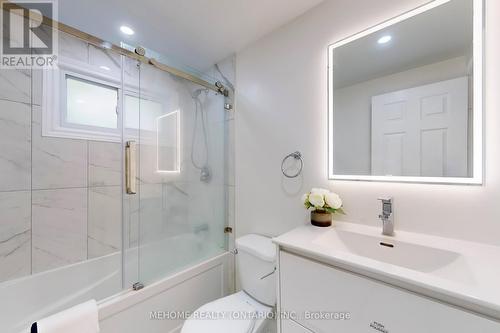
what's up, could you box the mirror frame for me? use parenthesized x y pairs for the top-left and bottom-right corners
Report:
(327, 0), (484, 184)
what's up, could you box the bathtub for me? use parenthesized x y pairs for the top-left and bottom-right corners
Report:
(0, 234), (230, 333)
(99, 251), (231, 333)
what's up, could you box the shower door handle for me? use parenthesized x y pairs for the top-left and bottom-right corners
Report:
(125, 141), (137, 194)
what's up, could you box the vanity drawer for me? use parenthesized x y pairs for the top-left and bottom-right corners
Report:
(282, 319), (314, 333)
(279, 251), (500, 333)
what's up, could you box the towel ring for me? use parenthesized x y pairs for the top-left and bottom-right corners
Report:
(281, 151), (303, 178)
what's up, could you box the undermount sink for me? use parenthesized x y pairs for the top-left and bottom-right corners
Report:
(313, 228), (463, 274)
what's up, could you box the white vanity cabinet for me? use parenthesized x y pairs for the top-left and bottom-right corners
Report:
(278, 251), (500, 333)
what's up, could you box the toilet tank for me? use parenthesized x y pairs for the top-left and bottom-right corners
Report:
(236, 234), (277, 306)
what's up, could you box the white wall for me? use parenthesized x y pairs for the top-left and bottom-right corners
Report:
(235, 0), (500, 245)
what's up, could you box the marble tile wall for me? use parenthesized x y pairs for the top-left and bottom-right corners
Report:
(30, 135), (122, 275)
(0, 99), (31, 191)
(32, 107), (88, 190)
(0, 13), (32, 284)
(88, 141), (122, 187)
(0, 69), (31, 104)
(0, 67), (33, 283)
(0, 31), (124, 282)
(0, 191), (31, 283)
(0, 115), (123, 280)
(88, 186), (122, 258)
(32, 188), (88, 273)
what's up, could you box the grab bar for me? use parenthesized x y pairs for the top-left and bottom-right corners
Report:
(125, 141), (137, 194)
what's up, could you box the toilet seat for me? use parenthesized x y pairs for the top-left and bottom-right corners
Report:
(181, 291), (273, 333)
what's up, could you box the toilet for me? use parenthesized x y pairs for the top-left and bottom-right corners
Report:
(182, 234), (277, 333)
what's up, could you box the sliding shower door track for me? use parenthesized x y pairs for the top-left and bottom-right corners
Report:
(5, 1), (230, 96)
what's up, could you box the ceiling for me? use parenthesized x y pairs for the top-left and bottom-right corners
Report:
(333, 0), (473, 88)
(57, 0), (325, 71)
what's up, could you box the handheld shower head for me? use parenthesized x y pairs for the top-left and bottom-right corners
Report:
(190, 87), (211, 183)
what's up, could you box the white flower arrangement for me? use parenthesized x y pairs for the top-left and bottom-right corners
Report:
(302, 188), (344, 214)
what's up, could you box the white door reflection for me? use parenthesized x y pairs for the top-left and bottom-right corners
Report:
(156, 110), (180, 173)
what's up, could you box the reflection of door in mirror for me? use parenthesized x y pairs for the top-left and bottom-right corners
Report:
(371, 77), (468, 177)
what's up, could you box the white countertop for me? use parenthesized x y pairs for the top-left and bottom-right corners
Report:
(273, 222), (500, 320)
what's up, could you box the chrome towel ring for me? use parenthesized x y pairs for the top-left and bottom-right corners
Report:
(281, 151), (303, 178)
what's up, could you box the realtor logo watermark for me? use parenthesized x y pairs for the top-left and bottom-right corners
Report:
(1, 0), (58, 68)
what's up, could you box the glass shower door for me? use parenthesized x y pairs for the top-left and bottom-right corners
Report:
(122, 56), (141, 288)
(131, 61), (227, 286)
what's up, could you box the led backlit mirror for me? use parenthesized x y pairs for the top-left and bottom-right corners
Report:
(328, 0), (483, 184)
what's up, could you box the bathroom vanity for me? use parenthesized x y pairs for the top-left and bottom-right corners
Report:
(273, 223), (500, 333)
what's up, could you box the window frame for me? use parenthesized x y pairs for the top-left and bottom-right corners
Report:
(42, 56), (175, 150)
(42, 56), (124, 142)
(62, 73), (120, 133)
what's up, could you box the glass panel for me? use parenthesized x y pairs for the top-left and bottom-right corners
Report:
(124, 95), (163, 131)
(136, 62), (227, 285)
(0, 28), (124, 332)
(66, 76), (118, 129)
(122, 57), (141, 288)
(0, 19), (230, 331)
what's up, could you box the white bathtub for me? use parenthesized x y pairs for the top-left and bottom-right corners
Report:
(99, 251), (232, 333)
(0, 234), (230, 333)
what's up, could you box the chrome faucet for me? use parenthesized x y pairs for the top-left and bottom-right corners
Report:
(378, 197), (394, 236)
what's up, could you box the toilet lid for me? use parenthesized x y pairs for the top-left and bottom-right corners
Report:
(182, 294), (257, 333)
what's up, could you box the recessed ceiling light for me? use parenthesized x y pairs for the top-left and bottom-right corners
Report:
(378, 35), (392, 44)
(120, 25), (134, 36)
(100, 65), (110, 71)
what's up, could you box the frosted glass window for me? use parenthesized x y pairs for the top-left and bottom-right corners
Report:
(124, 95), (163, 131)
(66, 76), (118, 129)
